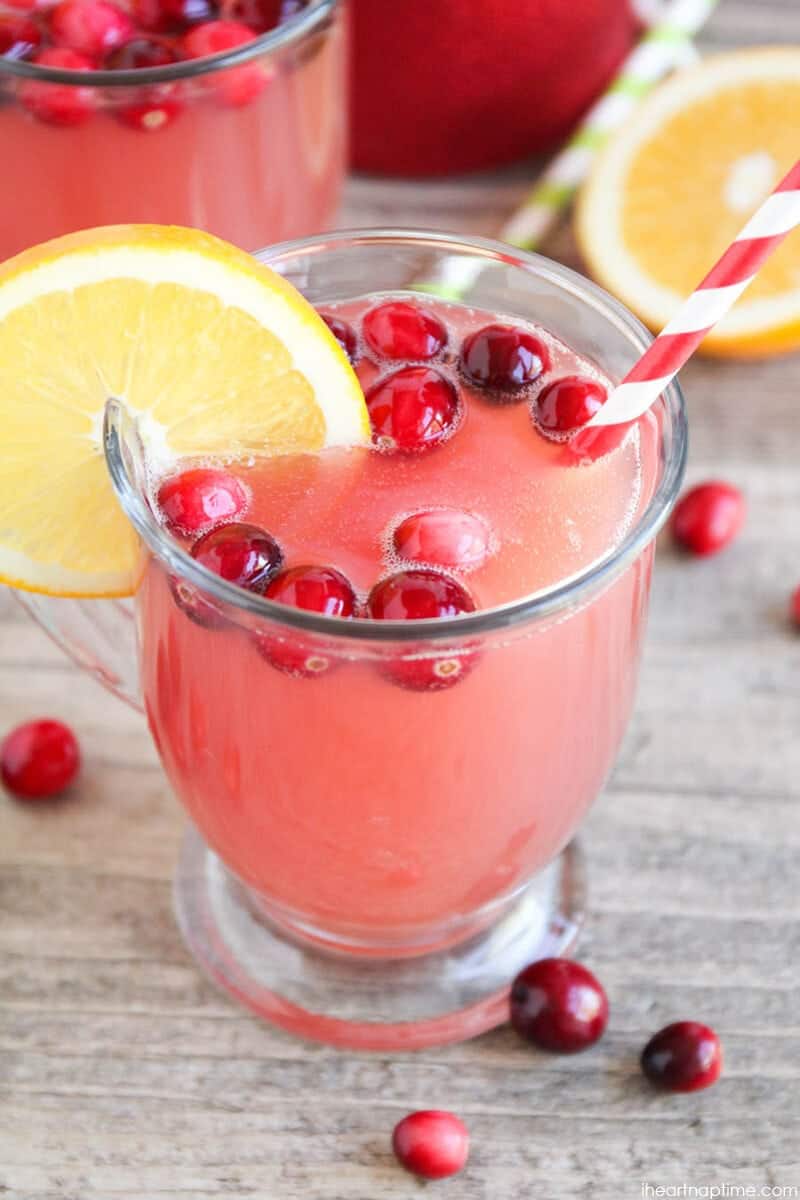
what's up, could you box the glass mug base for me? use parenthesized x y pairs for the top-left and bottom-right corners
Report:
(173, 827), (586, 1050)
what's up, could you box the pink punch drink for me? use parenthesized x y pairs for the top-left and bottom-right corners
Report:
(0, 0), (345, 259)
(107, 231), (687, 1048)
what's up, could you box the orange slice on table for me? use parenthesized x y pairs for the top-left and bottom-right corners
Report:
(576, 47), (800, 357)
(0, 225), (369, 598)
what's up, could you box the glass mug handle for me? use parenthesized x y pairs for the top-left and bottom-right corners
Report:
(14, 592), (142, 712)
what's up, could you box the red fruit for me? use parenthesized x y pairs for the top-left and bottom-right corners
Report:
(115, 96), (182, 130)
(134, 0), (217, 33)
(461, 323), (549, 395)
(219, 0), (280, 31)
(790, 584), (800, 628)
(320, 313), (358, 363)
(351, 0), (637, 175)
(181, 20), (270, 105)
(168, 574), (227, 628)
(362, 300), (447, 362)
(191, 520), (283, 591)
(368, 568), (475, 622)
(671, 481), (745, 557)
(641, 1021), (722, 1093)
(510, 958), (608, 1053)
(367, 366), (459, 454)
(49, 0), (133, 57)
(1, 719), (80, 800)
(255, 564), (356, 677)
(535, 374), (607, 435)
(157, 468), (249, 535)
(392, 1110), (469, 1180)
(392, 508), (490, 570)
(20, 48), (97, 126)
(0, 14), (41, 60)
(105, 33), (179, 67)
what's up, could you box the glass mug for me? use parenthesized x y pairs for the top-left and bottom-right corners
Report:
(0, 0), (346, 261)
(17, 231), (687, 1049)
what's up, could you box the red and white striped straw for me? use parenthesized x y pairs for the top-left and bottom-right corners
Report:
(590, 159), (800, 427)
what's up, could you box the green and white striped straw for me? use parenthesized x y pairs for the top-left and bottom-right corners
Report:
(421, 0), (719, 299)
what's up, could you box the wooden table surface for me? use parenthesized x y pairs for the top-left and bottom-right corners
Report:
(3, 4), (800, 1197)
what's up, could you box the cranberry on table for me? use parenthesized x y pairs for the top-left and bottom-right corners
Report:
(1, 720), (80, 800)
(134, 0), (218, 33)
(461, 322), (549, 395)
(641, 1021), (722, 1093)
(392, 508), (490, 571)
(367, 366), (459, 454)
(392, 1110), (469, 1180)
(0, 14), (41, 60)
(21, 48), (97, 126)
(535, 374), (607, 435)
(190, 520), (283, 591)
(320, 313), (359, 363)
(157, 468), (249, 536)
(671, 481), (745, 557)
(49, 0), (134, 58)
(363, 300), (447, 362)
(510, 957), (609, 1053)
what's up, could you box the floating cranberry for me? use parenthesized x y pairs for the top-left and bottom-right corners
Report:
(461, 322), (549, 396)
(115, 95), (183, 130)
(181, 19), (270, 105)
(392, 509), (490, 571)
(368, 568), (475, 622)
(168, 574), (227, 628)
(49, 0), (133, 58)
(105, 33), (179, 68)
(255, 564), (356, 677)
(671, 481), (745, 557)
(20, 48), (96, 126)
(510, 958), (608, 1053)
(218, 0), (280, 30)
(641, 1021), (722, 1093)
(392, 1110), (469, 1180)
(367, 366), (459, 454)
(157, 468), (249, 536)
(1, 719), (80, 800)
(535, 374), (607, 435)
(363, 300), (447, 362)
(134, 0), (217, 33)
(321, 313), (358, 363)
(0, 14), (41, 60)
(191, 520), (282, 591)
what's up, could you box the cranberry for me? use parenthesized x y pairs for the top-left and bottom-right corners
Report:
(191, 521), (282, 591)
(790, 584), (800, 628)
(461, 322), (549, 396)
(392, 509), (490, 571)
(0, 14), (41, 60)
(368, 568), (475, 622)
(181, 19), (269, 105)
(105, 33), (179, 68)
(49, 0), (133, 57)
(641, 1021), (722, 1093)
(20, 48), (96, 126)
(535, 374), (607, 435)
(363, 300), (447, 362)
(671, 481), (745, 557)
(392, 1110), (469, 1180)
(1, 719), (80, 800)
(366, 366), (459, 454)
(321, 313), (358, 363)
(157, 468), (249, 536)
(114, 96), (182, 130)
(255, 564), (356, 677)
(134, 0), (217, 33)
(168, 574), (227, 628)
(219, 0), (280, 30)
(510, 958), (608, 1053)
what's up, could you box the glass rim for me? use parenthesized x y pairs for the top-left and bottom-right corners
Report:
(106, 227), (688, 646)
(0, 0), (337, 88)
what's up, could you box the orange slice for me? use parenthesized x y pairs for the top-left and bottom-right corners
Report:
(0, 225), (369, 598)
(576, 47), (800, 357)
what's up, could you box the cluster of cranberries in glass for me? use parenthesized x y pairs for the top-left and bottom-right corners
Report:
(1, 0), (307, 128)
(157, 298), (616, 690)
